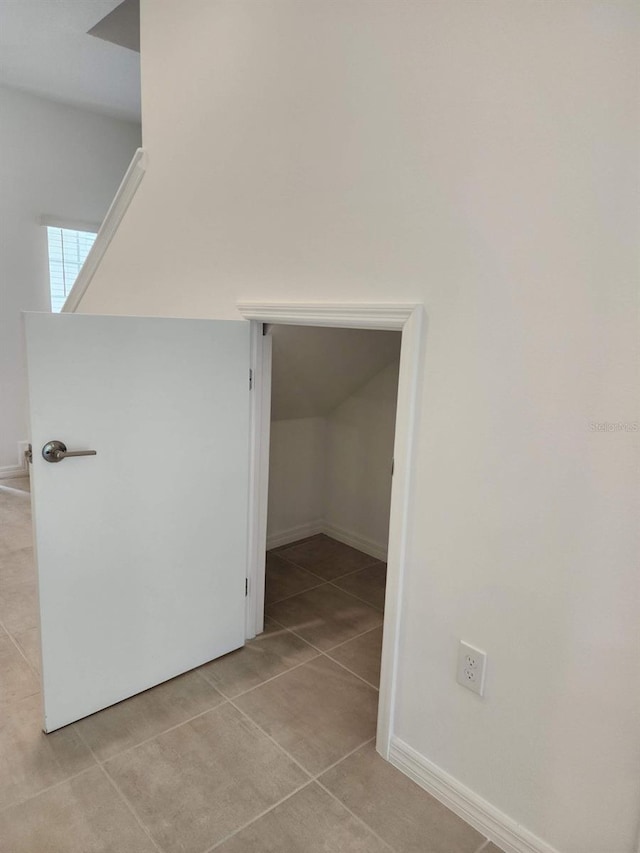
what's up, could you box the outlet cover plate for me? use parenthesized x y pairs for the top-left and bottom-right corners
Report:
(457, 641), (487, 696)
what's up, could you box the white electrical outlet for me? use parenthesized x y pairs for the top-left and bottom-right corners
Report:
(456, 641), (487, 696)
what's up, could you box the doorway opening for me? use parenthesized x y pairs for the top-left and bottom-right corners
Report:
(262, 323), (400, 765)
(239, 302), (425, 758)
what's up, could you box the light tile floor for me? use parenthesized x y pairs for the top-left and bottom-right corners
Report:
(0, 484), (503, 852)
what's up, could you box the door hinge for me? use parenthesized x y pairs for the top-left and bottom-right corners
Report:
(25, 444), (33, 465)
(249, 369), (253, 390)
(245, 578), (249, 596)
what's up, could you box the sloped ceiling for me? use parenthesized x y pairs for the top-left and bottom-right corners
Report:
(88, 0), (140, 54)
(0, 0), (140, 121)
(270, 325), (401, 421)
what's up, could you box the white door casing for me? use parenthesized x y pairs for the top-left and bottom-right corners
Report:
(239, 302), (425, 759)
(24, 312), (251, 732)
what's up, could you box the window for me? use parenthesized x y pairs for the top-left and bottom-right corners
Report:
(46, 227), (97, 313)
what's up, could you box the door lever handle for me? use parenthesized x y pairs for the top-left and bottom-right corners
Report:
(42, 440), (97, 464)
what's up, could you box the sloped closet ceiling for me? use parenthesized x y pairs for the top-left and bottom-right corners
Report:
(270, 325), (400, 420)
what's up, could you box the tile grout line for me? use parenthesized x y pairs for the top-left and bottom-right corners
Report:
(251, 552), (395, 847)
(0, 516), (474, 853)
(72, 685), (377, 853)
(0, 611), (40, 681)
(267, 582), (385, 625)
(0, 765), (97, 816)
(265, 578), (328, 607)
(267, 584), (384, 644)
(2, 679), (328, 834)
(276, 555), (383, 585)
(228, 699), (380, 792)
(262, 615), (326, 653)
(1, 522), (386, 843)
(326, 578), (385, 613)
(266, 614), (382, 657)
(190, 662), (237, 694)
(3, 632), (375, 817)
(204, 616), (383, 701)
(322, 652), (380, 692)
(264, 618), (333, 655)
(73, 724), (164, 852)
(203, 736), (379, 853)
(323, 557), (386, 581)
(272, 542), (383, 582)
(0, 653), (374, 817)
(0, 534), (41, 681)
(332, 622), (383, 652)
(324, 623), (383, 653)
(202, 780), (315, 852)
(1, 674), (232, 815)
(260, 618), (382, 691)
(97, 765), (164, 852)
(226, 695), (315, 780)
(206, 638), (379, 705)
(86, 698), (231, 767)
(0, 496), (47, 690)
(221, 652), (323, 701)
(310, 735), (376, 780)
(315, 779), (397, 852)
(231, 684), (377, 781)
(269, 551), (328, 581)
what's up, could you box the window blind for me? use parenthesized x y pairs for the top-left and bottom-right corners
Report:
(46, 227), (97, 313)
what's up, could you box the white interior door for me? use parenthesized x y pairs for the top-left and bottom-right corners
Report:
(24, 313), (251, 732)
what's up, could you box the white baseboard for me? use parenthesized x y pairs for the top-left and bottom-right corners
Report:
(322, 521), (387, 562)
(389, 737), (560, 853)
(267, 519), (387, 561)
(267, 519), (325, 550)
(0, 466), (28, 480)
(0, 441), (30, 480)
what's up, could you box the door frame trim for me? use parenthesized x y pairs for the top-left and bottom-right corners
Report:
(244, 320), (272, 640)
(237, 301), (425, 759)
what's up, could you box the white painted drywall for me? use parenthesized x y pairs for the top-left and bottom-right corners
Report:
(267, 358), (399, 556)
(267, 417), (326, 547)
(76, 2), (640, 851)
(0, 85), (141, 474)
(324, 359), (399, 557)
(0, 1), (141, 121)
(267, 326), (400, 554)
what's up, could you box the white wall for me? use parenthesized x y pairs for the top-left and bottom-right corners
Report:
(324, 359), (399, 558)
(268, 360), (399, 557)
(77, 2), (640, 851)
(0, 85), (140, 474)
(267, 325), (400, 554)
(267, 417), (326, 548)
